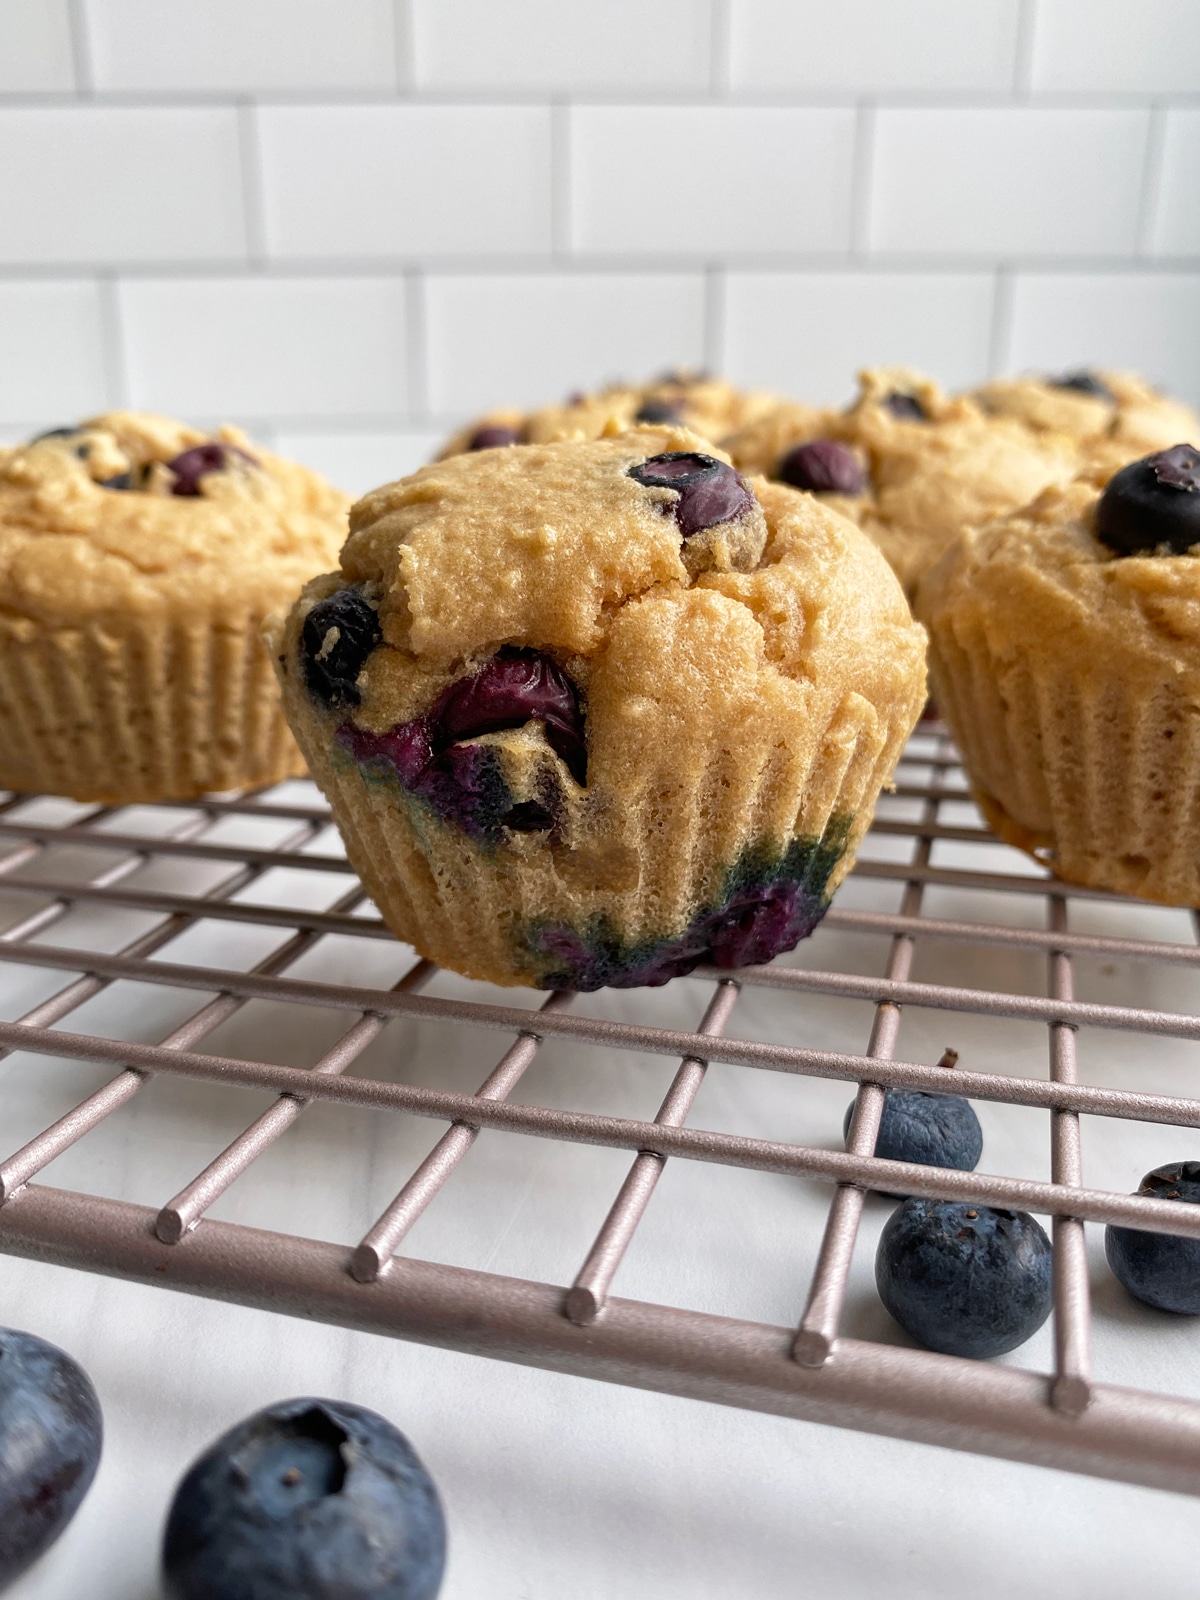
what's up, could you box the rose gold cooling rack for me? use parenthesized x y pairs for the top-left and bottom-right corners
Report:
(3, 725), (1200, 1496)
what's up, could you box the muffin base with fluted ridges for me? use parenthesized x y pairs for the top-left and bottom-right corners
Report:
(0, 614), (304, 802)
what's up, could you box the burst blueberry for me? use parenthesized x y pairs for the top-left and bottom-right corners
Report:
(844, 1048), (982, 1184)
(432, 647), (586, 785)
(876, 1200), (1052, 1359)
(0, 1327), (103, 1590)
(778, 439), (867, 496)
(1050, 370), (1115, 403)
(162, 1398), (446, 1600)
(466, 425), (520, 451)
(882, 392), (927, 421)
(302, 586), (383, 709)
(1095, 444), (1200, 557)
(167, 441), (257, 497)
(634, 399), (682, 424)
(1105, 1161), (1200, 1314)
(628, 452), (754, 537)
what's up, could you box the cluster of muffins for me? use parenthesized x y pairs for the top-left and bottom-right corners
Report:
(3, 358), (1197, 988)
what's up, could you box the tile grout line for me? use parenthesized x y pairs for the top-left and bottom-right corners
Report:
(709, 0), (732, 96)
(1013, 0), (1039, 98)
(1136, 102), (1169, 258)
(236, 100), (268, 267)
(64, 0), (94, 97)
(550, 99), (572, 260)
(392, 0), (416, 93)
(97, 272), (129, 408)
(987, 264), (1016, 378)
(849, 100), (877, 257)
(404, 266), (428, 423)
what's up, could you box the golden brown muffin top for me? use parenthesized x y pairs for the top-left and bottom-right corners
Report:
(0, 412), (348, 627)
(916, 471), (1200, 689)
(974, 370), (1200, 454)
(331, 426), (923, 742)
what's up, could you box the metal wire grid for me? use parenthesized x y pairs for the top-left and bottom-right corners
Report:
(3, 726), (1200, 1496)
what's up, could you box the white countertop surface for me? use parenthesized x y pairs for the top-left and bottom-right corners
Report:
(5, 761), (1200, 1599)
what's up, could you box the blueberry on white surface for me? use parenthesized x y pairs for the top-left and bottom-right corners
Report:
(876, 1200), (1053, 1359)
(1105, 1161), (1200, 1314)
(844, 1049), (982, 1183)
(0, 1327), (103, 1590)
(162, 1398), (446, 1600)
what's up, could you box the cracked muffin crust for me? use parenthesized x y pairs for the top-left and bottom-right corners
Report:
(916, 446), (1200, 904)
(272, 426), (927, 990)
(0, 412), (349, 801)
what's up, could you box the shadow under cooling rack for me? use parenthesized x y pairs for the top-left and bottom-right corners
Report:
(3, 728), (1200, 1496)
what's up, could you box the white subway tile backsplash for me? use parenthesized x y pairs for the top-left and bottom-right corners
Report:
(0, 282), (110, 425)
(1153, 111), (1200, 259)
(425, 273), (705, 415)
(0, 109), (246, 265)
(571, 108), (856, 255)
(0, 0), (75, 92)
(729, 0), (1020, 93)
(411, 0), (711, 91)
(1007, 273), (1200, 408)
(869, 109), (1150, 258)
(259, 106), (552, 259)
(119, 277), (408, 419)
(723, 272), (996, 404)
(84, 0), (397, 92)
(273, 431), (443, 497)
(1031, 0), (1200, 95)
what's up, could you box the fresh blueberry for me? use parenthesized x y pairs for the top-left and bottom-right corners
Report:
(843, 1048), (982, 1186)
(1095, 444), (1200, 557)
(876, 1200), (1052, 1359)
(466, 425), (520, 451)
(0, 1327), (103, 1589)
(302, 586), (383, 709)
(167, 442), (257, 497)
(882, 392), (927, 421)
(162, 1398), (446, 1600)
(1105, 1161), (1200, 1314)
(628, 452), (754, 538)
(431, 647), (586, 785)
(634, 399), (682, 424)
(1050, 369), (1115, 403)
(777, 439), (867, 496)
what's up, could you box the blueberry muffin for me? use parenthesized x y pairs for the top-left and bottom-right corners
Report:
(974, 369), (1200, 456)
(437, 372), (778, 461)
(834, 368), (1078, 595)
(917, 444), (1200, 904)
(272, 427), (926, 989)
(0, 413), (348, 802)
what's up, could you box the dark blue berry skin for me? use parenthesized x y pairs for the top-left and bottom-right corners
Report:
(1105, 1161), (1200, 1314)
(843, 1089), (982, 1177)
(302, 587), (383, 709)
(876, 1200), (1052, 1359)
(466, 424), (519, 451)
(162, 1398), (446, 1600)
(0, 1327), (103, 1589)
(634, 399), (682, 424)
(778, 439), (867, 496)
(167, 441), (257, 496)
(628, 452), (754, 537)
(882, 392), (927, 421)
(1095, 444), (1200, 557)
(1050, 370), (1115, 402)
